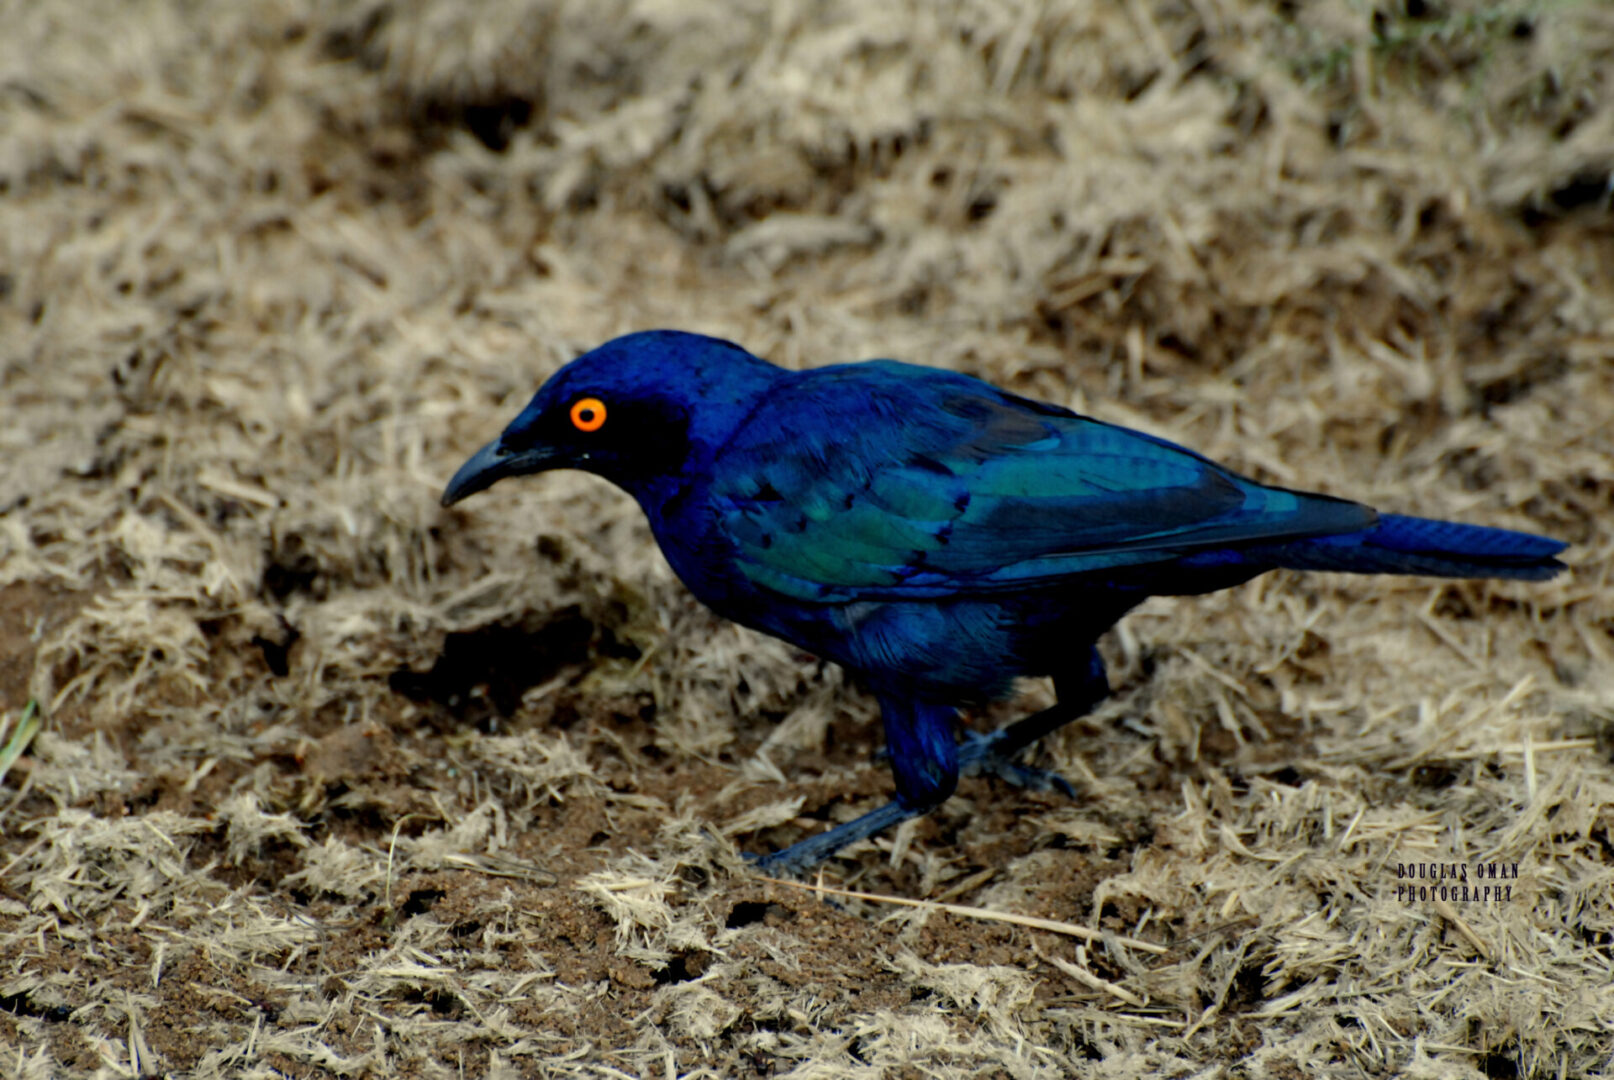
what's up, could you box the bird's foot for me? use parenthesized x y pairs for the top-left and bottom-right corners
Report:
(957, 729), (1077, 798)
(745, 799), (918, 876)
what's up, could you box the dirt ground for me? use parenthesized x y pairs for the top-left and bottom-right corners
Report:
(2, 0), (1613, 1076)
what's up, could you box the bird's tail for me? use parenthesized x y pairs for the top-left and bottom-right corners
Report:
(1268, 513), (1568, 581)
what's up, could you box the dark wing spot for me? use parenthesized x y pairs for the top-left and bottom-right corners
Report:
(910, 549), (930, 567)
(843, 492), (856, 510)
(754, 481), (783, 501)
(788, 514), (809, 534)
(940, 394), (993, 421)
(911, 454), (954, 476)
(935, 522), (954, 545)
(954, 491), (972, 513)
(760, 532), (773, 549)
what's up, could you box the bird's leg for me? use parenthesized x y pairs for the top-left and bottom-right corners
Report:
(750, 653), (1109, 874)
(749, 698), (957, 875)
(747, 800), (918, 875)
(958, 645), (1109, 796)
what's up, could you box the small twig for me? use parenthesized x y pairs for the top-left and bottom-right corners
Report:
(1523, 730), (1538, 804)
(1033, 943), (1147, 1007)
(0, 834), (45, 881)
(439, 852), (558, 886)
(1432, 897), (1492, 962)
(1454, 737), (1596, 757)
(384, 814), (428, 916)
(932, 867), (995, 904)
(592, 877), (662, 892)
(1166, 916), (1262, 949)
(758, 876), (1170, 955)
(1047, 1005), (1186, 1028)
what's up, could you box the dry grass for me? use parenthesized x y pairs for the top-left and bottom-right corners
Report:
(2, 0), (1612, 1076)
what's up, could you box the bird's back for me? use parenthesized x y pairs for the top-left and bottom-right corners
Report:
(702, 359), (1378, 605)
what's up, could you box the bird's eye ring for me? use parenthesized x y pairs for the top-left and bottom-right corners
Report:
(570, 397), (607, 433)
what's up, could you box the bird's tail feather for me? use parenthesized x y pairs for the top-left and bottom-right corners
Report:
(1269, 513), (1567, 581)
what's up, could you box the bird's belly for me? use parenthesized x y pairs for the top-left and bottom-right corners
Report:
(651, 509), (1122, 701)
(736, 595), (1031, 702)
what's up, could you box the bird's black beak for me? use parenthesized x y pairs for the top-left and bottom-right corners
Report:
(440, 439), (564, 507)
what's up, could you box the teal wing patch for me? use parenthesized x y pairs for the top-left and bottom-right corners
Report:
(711, 363), (1374, 602)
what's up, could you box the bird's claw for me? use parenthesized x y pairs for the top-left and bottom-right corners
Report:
(972, 758), (1077, 797)
(957, 731), (1077, 798)
(743, 798), (918, 875)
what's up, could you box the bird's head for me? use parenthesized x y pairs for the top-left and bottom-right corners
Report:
(441, 330), (783, 511)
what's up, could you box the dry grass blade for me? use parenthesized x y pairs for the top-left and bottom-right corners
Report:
(0, 700), (41, 792)
(760, 876), (1171, 955)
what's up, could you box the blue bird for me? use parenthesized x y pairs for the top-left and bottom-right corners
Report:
(441, 330), (1567, 873)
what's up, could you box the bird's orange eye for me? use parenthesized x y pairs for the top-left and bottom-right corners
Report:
(570, 397), (607, 433)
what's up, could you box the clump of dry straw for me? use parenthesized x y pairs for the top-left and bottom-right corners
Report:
(1, 0), (1611, 1076)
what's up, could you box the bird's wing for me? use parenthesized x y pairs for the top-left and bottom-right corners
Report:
(709, 362), (1375, 602)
